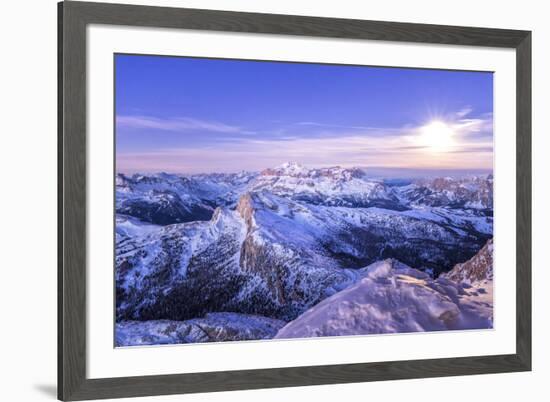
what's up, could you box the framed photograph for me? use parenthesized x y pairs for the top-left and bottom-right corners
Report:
(58, 1), (531, 400)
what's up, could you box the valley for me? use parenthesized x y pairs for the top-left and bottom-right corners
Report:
(115, 163), (494, 346)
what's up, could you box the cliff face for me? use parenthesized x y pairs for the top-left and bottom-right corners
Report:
(443, 239), (493, 284)
(236, 192), (255, 226)
(235, 192), (355, 319)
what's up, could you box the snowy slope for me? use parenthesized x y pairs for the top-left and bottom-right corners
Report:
(116, 206), (249, 321)
(275, 255), (493, 339)
(116, 312), (286, 346)
(116, 214), (160, 245)
(239, 190), (491, 275)
(116, 171), (256, 224)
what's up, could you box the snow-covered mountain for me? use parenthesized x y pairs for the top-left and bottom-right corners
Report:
(251, 162), (404, 209)
(116, 193), (359, 323)
(397, 174), (493, 210)
(116, 164), (493, 225)
(116, 171), (256, 225)
(116, 192), (491, 321)
(275, 243), (494, 339)
(115, 163), (494, 345)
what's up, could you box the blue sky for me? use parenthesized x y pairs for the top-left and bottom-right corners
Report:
(115, 54), (493, 174)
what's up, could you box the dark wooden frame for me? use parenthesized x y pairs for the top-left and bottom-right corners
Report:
(58, 1), (532, 400)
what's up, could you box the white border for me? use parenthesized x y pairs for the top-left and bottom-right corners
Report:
(87, 25), (516, 379)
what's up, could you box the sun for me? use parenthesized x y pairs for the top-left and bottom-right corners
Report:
(417, 120), (456, 152)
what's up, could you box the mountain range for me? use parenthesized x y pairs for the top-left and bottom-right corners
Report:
(115, 162), (494, 346)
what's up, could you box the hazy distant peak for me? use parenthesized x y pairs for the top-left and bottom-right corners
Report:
(261, 162), (309, 177)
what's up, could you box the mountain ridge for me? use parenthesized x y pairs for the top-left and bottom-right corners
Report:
(115, 163), (494, 345)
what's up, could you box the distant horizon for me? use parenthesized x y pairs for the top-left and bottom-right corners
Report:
(116, 55), (493, 174)
(116, 162), (493, 179)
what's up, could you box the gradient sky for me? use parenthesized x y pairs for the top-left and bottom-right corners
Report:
(115, 54), (493, 174)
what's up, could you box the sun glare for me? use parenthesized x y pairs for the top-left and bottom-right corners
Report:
(417, 120), (456, 152)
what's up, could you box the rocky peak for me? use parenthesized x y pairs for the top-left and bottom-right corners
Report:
(236, 193), (256, 229)
(443, 238), (493, 283)
(404, 175), (493, 209)
(261, 162), (309, 178)
(260, 162), (367, 182)
(116, 173), (131, 187)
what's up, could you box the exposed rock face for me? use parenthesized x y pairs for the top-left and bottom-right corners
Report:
(443, 239), (493, 283)
(236, 192), (255, 227)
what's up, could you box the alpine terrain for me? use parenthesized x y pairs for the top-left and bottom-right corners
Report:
(115, 163), (494, 346)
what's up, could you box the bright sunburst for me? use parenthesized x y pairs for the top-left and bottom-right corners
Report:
(417, 120), (456, 152)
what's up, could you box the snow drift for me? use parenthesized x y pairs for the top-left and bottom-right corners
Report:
(275, 247), (493, 339)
